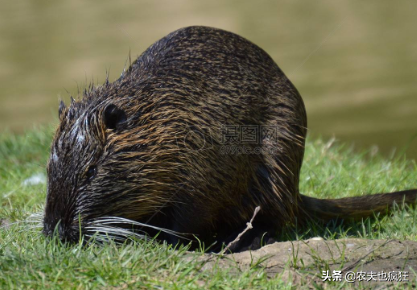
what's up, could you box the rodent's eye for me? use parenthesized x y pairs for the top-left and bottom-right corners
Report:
(103, 104), (127, 130)
(86, 166), (97, 181)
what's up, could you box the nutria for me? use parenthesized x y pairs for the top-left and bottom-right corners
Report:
(43, 26), (417, 251)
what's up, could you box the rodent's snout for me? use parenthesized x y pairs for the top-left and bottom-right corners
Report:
(42, 219), (81, 244)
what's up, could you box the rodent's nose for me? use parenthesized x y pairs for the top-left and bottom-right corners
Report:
(43, 220), (80, 243)
(42, 221), (55, 237)
(42, 220), (62, 238)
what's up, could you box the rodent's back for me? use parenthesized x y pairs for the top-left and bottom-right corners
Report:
(44, 26), (307, 247)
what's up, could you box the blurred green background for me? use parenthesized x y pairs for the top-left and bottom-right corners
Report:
(1, 0), (416, 159)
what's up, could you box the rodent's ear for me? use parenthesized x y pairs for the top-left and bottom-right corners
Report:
(58, 100), (66, 119)
(103, 104), (127, 130)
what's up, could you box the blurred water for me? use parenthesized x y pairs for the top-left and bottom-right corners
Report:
(1, 0), (416, 159)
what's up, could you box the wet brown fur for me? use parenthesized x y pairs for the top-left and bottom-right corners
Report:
(44, 26), (417, 250)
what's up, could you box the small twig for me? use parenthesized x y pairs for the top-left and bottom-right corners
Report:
(220, 206), (261, 255)
(198, 206), (261, 269)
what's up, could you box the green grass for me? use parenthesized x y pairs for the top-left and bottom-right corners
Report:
(1, 127), (417, 289)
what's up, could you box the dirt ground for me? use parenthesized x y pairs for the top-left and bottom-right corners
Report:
(198, 238), (417, 288)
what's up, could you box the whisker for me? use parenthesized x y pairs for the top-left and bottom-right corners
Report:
(85, 226), (147, 239)
(84, 226), (147, 244)
(90, 216), (188, 239)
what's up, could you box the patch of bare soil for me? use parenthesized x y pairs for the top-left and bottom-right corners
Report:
(198, 238), (417, 288)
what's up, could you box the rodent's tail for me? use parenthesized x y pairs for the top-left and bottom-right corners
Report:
(299, 189), (417, 222)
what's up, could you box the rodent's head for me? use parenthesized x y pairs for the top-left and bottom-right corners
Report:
(43, 83), (186, 243)
(43, 91), (127, 242)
